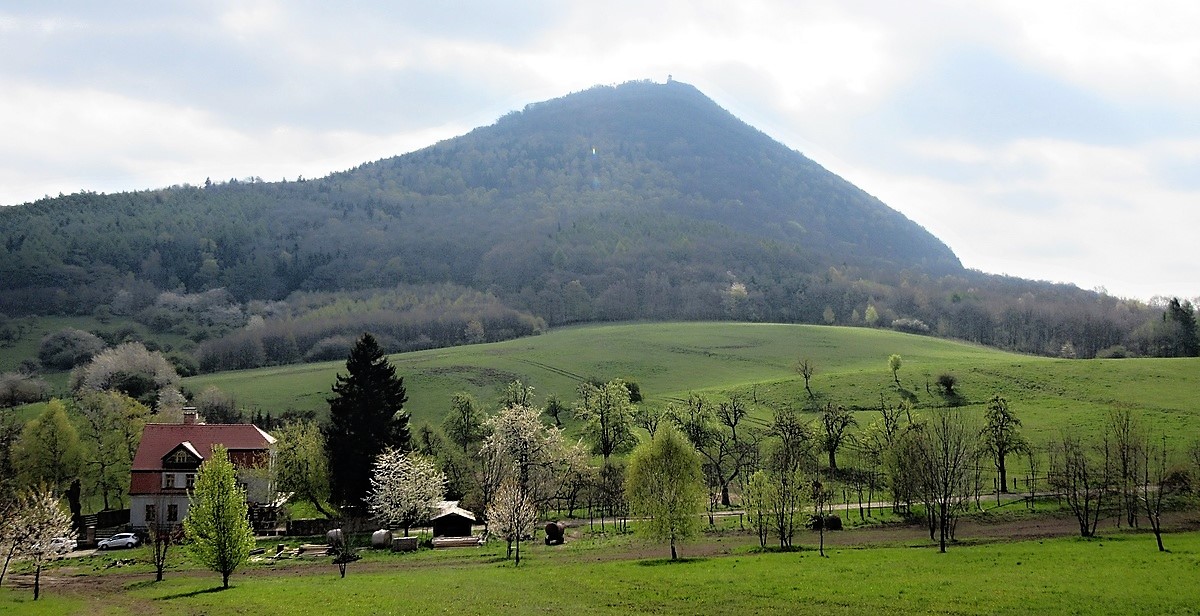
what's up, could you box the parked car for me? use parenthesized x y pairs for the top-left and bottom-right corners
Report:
(49, 537), (77, 553)
(97, 532), (140, 550)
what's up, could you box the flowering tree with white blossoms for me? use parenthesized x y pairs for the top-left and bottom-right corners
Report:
(486, 477), (538, 565)
(478, 403), (586, 564)
(7, 486), (74, 600)
(367, 449), (447, 536)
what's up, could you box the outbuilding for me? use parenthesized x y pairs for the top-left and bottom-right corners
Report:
(431, 501), (476, 538)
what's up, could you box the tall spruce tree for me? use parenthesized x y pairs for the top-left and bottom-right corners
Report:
(326, 333), (410, 512)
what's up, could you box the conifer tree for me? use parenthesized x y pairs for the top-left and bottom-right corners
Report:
(326, 333), (410, 512)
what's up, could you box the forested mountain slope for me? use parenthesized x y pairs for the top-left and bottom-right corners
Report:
(0, 80), (1182, 366)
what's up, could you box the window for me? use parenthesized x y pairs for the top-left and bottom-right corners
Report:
(186, 474), (195, 489)
(146, 504), (157, 522)
(167, 504), (178, 522)
(164, 473), (176, 489)
(169, 450), (192, 465)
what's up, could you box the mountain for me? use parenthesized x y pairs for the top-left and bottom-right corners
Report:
(0, 81), (957, 309)
(0, 80), (1168, 367)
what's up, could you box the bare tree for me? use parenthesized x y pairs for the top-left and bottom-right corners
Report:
(1049, 429), (1111, 538)
(919, 407), (978, 552)
(146, 495), (182, 582)
(765, 408), (814, 549)
(818, 403), (856, 471)
(1139, 433), (1173, 552)
(796, 359), (816, 398)
(1108, 408), (1143, 528)
(633, 405), (666, 437)
(811, 471), (833, 557)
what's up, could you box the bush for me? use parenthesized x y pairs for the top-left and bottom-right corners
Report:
(806, 514), (843, 531)
(38, 327), (106, 370)
(0, 372), (49, 407)
(1096, 345), (1130, 359)
(891, 318), (930, 334)
(936, 373), (957, 395)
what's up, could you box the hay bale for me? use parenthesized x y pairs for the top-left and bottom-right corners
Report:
(371, 529), (393, 548)
(544, 521), (566, 545)
(392, 536), (419, 552)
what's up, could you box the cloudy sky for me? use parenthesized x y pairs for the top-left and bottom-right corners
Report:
(2, 1), (1197, 301)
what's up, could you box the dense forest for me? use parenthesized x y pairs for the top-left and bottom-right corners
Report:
(0, 80), (1195, 372)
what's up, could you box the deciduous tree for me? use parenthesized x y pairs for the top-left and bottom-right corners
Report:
(16, 399), (83, 493)
(1108, 408), (1143, 528)
(764, 408), (814, 548)
(273, 420), (332, 517)
(574, 378), (636, 465)
(367, 449), (447, 537)
(919, 407), (979, 552)
(796, 358), (816, 398)
(981, 395), (1025, 494)
(442, 392), (486, 454)
(486, 477), (538, 565)
(818, 403), (856, 471)
(75, 390), (148, 510)
(626, 425), (704, 560)
(71, 342), (179, 408)
(1048, 429), (1110, 538)
(8, 485), (74, 600)
(183, 445), (255, 589)
(1139, 433), (1173, 552)
(195, 386), (241, 424)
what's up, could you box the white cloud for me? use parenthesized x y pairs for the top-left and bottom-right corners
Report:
(0, 0), (1197, 300)
(853, 136), (1200, 300)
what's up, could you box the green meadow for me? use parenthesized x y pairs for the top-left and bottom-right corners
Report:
(5, 529), (1200, 615)
(185, 322), (1200, 448)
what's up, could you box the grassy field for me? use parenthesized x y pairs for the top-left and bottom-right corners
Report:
(5, 526), (1199, 615)
(181, 322), (1200, 448)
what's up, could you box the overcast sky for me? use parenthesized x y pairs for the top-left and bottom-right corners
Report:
(2, 1), (1197, 302)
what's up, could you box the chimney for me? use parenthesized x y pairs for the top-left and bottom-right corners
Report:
(182, 407), (198, 425)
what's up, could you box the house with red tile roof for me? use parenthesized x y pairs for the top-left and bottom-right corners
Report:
(129, 410), (276, 531)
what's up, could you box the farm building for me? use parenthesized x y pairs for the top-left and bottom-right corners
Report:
(128, 409), (276, 531)
(431, 501), (476, 537)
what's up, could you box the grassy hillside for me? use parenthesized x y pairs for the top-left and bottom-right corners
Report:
(185, 322), (1200, 448)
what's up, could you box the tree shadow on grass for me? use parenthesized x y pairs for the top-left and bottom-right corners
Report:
(154, 586), (232, 601)
(636, 557), (707, 567)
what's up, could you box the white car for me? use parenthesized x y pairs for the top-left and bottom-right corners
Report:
(97, 532), (140, 550)
(49, 537), (77, 553)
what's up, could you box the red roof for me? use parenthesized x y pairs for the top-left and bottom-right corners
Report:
(132, 423), (276, 471)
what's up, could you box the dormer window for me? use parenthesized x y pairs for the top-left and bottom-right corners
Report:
(170, 450), (192, 465)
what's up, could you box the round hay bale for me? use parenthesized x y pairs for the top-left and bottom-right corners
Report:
(371, 529), (393, 548)
(544, 521), (566, 545)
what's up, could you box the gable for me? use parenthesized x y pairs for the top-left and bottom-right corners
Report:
(161, 441), (203, 468)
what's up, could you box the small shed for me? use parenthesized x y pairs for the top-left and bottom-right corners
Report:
(431, 501), (476, 538)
